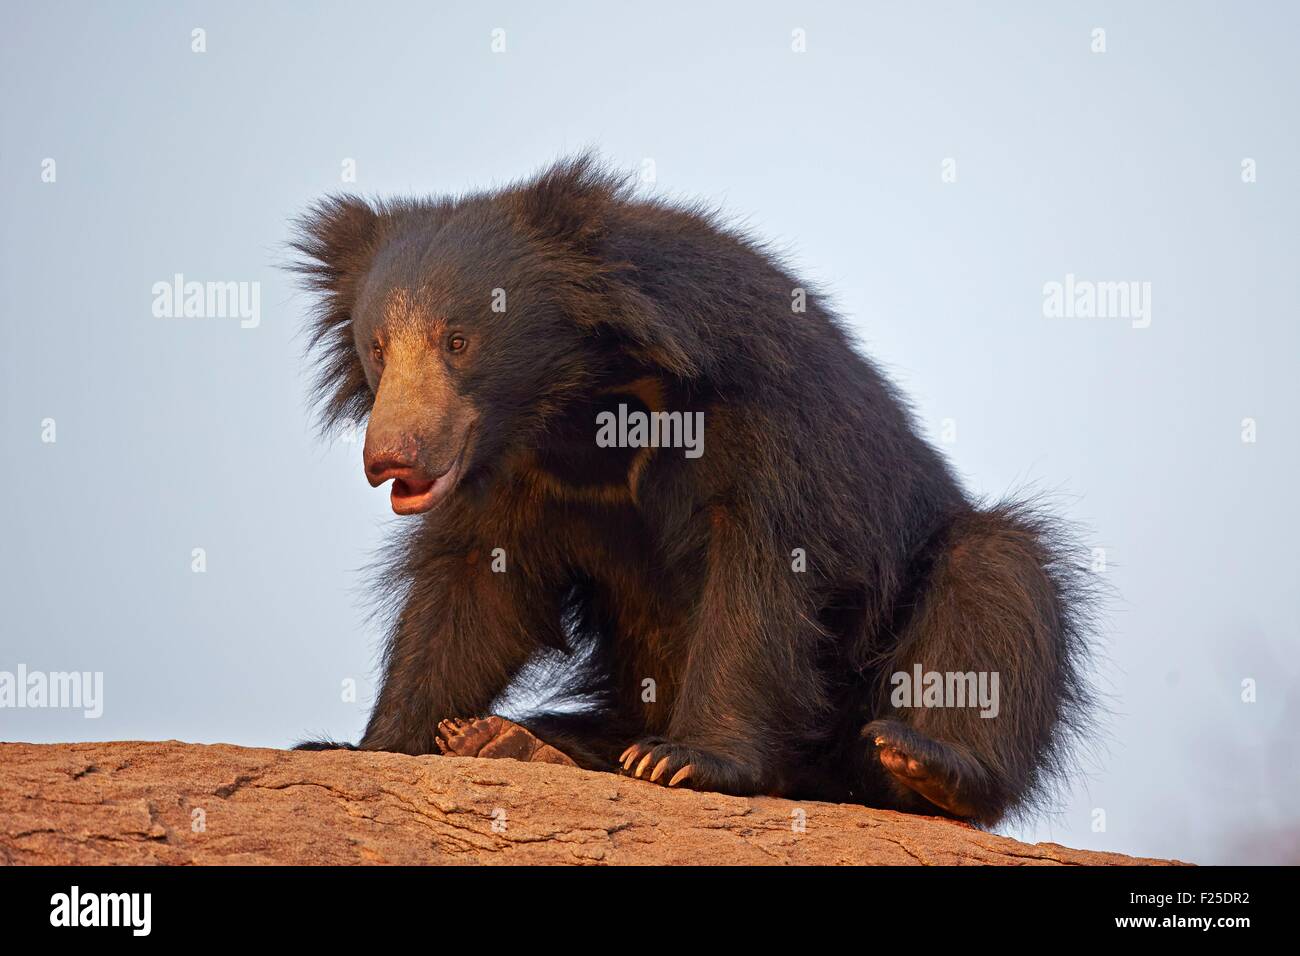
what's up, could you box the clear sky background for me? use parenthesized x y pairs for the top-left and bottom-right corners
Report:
(2, 1), (1296, 864)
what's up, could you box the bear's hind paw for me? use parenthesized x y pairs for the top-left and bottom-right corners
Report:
(436, 715), (577, 766)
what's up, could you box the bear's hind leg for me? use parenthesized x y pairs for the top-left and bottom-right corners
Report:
(860, 502), (1092, 825)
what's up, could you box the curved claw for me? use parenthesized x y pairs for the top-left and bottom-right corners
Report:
(668, 764), (694, 787)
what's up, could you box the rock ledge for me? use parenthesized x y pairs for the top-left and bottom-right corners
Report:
(0, 741), (1179, 865)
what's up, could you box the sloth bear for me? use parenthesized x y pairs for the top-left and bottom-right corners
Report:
(291, 155), (1093, 825)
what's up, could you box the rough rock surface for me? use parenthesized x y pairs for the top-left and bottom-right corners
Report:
(0, 741), (1179, 865)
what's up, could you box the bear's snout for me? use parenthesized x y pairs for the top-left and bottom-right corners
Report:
(360, 343), (476, 515)
(363, 422), (472, 516)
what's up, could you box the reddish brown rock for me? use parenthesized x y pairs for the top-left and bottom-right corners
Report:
(0, 741), (1181, 865)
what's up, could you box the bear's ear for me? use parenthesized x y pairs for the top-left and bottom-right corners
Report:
(292, 195), (381, 290)
(510, 153), (626, 252)
(289, 195), (383, 432)
(513, 155), (708, 380)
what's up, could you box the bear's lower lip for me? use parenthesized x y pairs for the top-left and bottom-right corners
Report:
(390, 477), (437, 514)
(389, 441), (469, 515)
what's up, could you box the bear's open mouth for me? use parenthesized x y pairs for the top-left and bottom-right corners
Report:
(389, 434), (471, 515)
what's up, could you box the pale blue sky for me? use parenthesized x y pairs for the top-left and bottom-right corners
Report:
(2, 1), (1297, 863)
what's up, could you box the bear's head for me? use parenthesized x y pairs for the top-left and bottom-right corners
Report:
(291, 156), (702, 514)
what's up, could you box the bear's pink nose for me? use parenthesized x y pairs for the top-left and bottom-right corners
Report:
(363, 425), (425, 486)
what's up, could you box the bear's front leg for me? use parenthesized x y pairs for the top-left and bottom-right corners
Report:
(357, 544), (559, 755)
(619, 504), (825, 796)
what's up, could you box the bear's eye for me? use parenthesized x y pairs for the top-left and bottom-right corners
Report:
(371, 343), (384, 366)
(447, 333), (468, 354)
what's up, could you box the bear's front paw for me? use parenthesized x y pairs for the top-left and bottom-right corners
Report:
(618, 738), (696, 787)
(617, 739), (762, 793)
